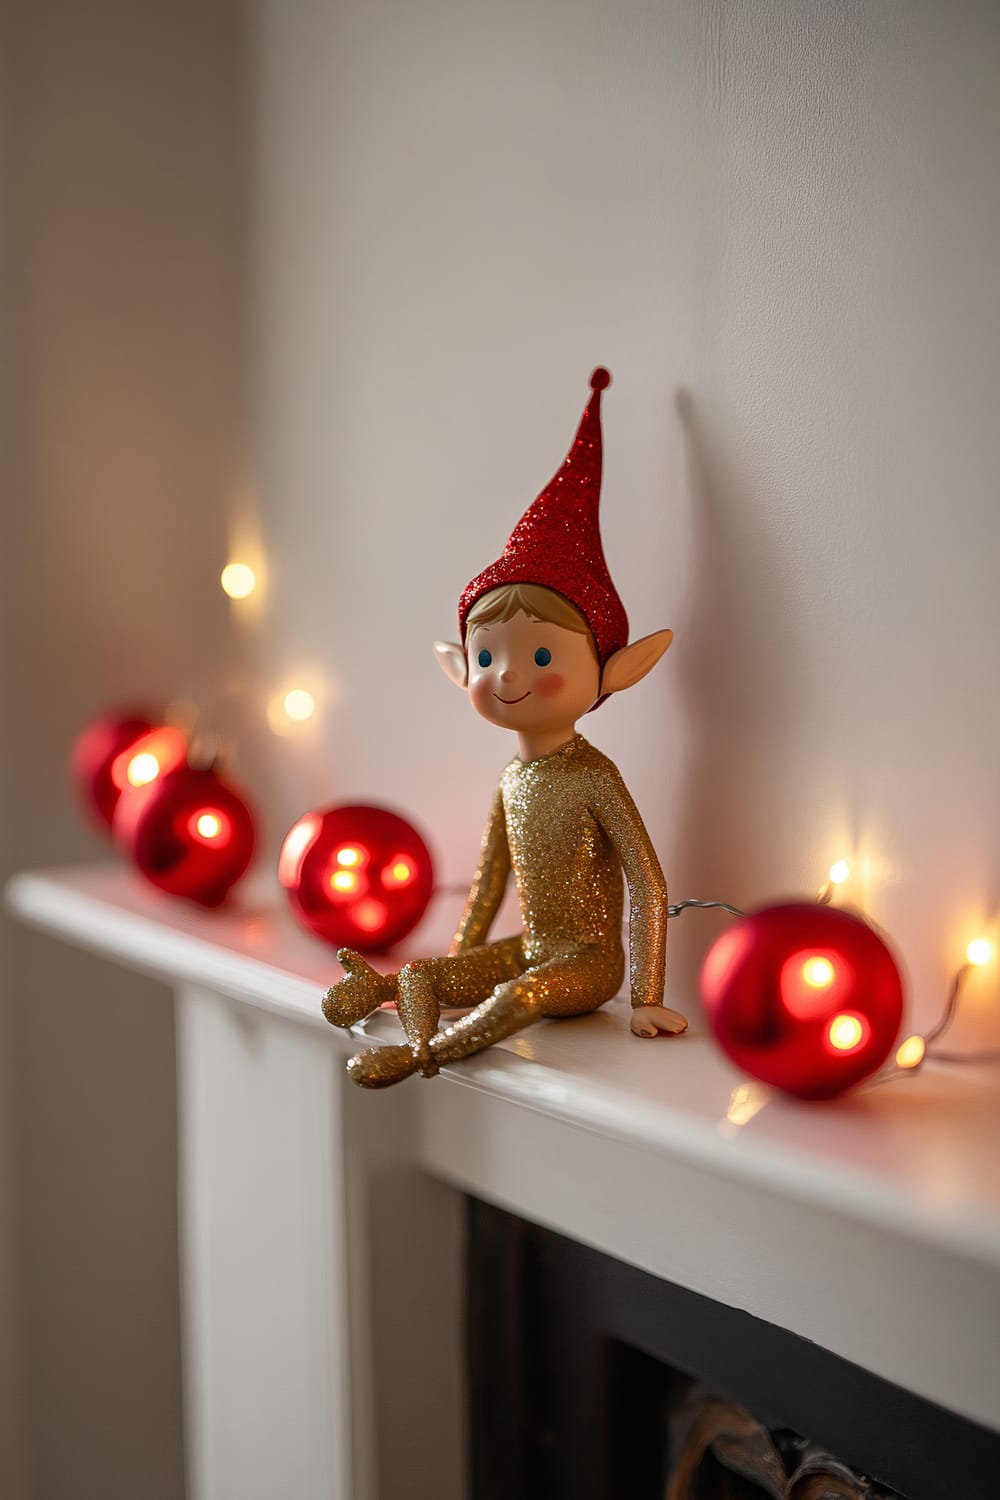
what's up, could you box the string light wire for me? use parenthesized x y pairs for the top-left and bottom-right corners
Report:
(910, 959), (999, 1069)
(668, 898), (745, 919)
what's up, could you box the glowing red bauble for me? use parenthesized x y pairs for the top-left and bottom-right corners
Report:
(69, 711), (158, 831)
(279, 804), (435, 953)
(700, 902), (905, 1100)
(107, 725), (190, 846)
(115, 762), (256, 907)
(110, 725), (188, 789)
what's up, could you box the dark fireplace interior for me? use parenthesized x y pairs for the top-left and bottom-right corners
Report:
(466, 1198), (1000, 1500)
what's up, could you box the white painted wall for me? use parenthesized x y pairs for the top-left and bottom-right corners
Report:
(1, 6), (30, 1490)
(249, 0), (1000, 1049)
(4, 3), (246, 1493)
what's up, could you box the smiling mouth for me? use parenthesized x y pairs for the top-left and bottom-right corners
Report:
(494, 691), (531, 704)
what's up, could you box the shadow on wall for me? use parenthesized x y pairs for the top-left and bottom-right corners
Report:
(670, 389), (805, 917)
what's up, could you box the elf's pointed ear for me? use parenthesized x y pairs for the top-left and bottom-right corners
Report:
(601, 630), (674, 695)
(434, 640), (468, 689)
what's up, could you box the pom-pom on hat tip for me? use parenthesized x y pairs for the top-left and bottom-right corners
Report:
(590, 367), (611, 391)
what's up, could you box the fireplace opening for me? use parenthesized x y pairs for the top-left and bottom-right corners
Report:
(465, 1198), (1000, 1500)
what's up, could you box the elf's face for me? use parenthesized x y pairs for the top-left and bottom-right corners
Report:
(466, 611), (601, 735)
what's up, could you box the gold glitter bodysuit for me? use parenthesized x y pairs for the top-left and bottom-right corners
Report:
(327, 734), (668, 1085)
(394, 734), (667, 1067)
(453, 733), (666, 1004)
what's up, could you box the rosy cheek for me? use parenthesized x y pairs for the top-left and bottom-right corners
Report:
(534, 672), (565, 698)
(469, 676), (492, 712)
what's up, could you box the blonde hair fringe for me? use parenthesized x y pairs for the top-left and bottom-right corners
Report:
(465, 583), (592, 637)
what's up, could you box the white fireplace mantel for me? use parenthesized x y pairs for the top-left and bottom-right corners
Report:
(7, 864), (1000, 1499)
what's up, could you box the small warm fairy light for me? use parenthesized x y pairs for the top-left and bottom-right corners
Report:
(220, 562), (256, 600)
(196, 813), (222, 839)
(896, 1035), (926, 1070)
(817, 858), (851, 905)
(127, 752), (161, 787)
(802, 955), (835, 989)
(385, 855), (416, 887)
(966, 938), (993, 967)
(336, 845), (365, 868)
(267, 689), (317, 735)
(284, 689), (316, 722)
(331, 870), (358, 893)
(828, 1013), (866, 1052)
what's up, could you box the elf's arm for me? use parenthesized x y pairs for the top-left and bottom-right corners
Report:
(591, 764), (686, 1037)
(450, 782), (511, 954)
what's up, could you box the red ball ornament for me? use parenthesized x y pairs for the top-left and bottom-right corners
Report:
(700, 902), (905, 1100)
(279, 804), (435, 953)
(69, 710), (158, 831)
(114, 762), (256, 907)
(108, 725), (190, 847)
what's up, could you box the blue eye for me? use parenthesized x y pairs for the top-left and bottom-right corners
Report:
(534, 647), (552, 667)
(477, 649), (492, 667)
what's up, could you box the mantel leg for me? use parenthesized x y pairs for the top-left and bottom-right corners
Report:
(175, 985), (352, 1499)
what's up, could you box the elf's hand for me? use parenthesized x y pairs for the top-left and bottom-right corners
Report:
(630, 1004), (688, 1038)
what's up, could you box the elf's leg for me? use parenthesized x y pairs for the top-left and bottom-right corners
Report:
(424, 946), (624, 1073)
(346, 936), (526, 1088)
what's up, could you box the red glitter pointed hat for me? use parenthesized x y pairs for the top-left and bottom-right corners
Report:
(458, 367), (629, 665)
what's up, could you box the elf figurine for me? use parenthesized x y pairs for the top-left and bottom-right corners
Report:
(323, 368), (687, 1087)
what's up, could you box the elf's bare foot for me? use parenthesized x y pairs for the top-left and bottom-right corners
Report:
(346, 1043), (418, 1089)
(323, 949), (397, 1028)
